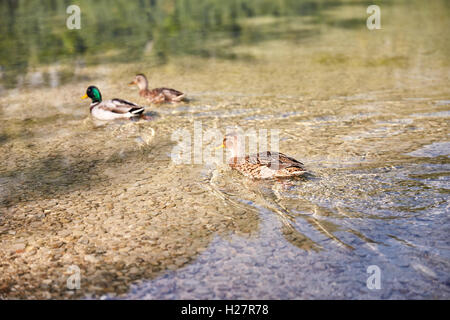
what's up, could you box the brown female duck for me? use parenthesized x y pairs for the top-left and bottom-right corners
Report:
(129, 74), (185, 104)
(218, 133), (307, 179)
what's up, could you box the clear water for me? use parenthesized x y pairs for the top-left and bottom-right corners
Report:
(0, 0), (449, 299)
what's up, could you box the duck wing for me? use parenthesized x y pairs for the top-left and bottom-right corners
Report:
(163, 88), (184, 97)
(99, 99), (145, 114)
(247, 151), (305, 169)
(153, 88), (185, 99)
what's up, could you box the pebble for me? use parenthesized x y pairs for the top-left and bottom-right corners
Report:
(10, 243), (26, 252)
(84, 255), (98, 263)
(42, 292), (52, 299)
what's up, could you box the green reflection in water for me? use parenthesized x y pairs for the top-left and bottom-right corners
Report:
(0, 0), (392, 88)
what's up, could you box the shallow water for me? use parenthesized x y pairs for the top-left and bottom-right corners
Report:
(0, 0), (449, 299)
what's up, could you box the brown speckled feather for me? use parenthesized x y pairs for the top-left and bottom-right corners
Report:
(229, 151), (306, 179)
(140, 87), (185, 104)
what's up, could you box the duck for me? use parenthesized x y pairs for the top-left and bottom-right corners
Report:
(82, 86), (145, 121)
(217, 133), (307, 179)
(129, 74), (186, 104)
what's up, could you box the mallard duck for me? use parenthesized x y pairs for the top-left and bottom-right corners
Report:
(129, 74), (185, 104)
(82, 86), (145, 121)
(218, 133), (307, 179)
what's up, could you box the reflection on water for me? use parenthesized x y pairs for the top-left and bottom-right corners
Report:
(0, 0), (342, 88)
(406, 142), (450, 158)
(0, 0), (449, 299)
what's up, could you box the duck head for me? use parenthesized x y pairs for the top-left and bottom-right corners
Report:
(82, 86), (102, 103)
(129, 74), (148, 91)
(217, 133), (245, 158)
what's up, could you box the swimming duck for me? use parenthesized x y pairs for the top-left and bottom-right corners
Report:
(82, 86), (145, 121)
(129, 74), (185, 104)
(218, 133), (307, 179)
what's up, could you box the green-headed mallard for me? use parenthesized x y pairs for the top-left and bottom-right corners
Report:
(129, 74), (185, 104)
(82, 86), (145, 121)
(218, 133), (307, 179)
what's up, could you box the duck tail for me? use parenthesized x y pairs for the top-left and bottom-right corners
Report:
(130, 107), (145, 115)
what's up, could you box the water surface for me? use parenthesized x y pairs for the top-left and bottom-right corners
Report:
(0, 0), (449, 299)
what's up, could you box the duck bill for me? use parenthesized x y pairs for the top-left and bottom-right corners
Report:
(215, 143), (225, 150)
(128, 81), (137, 86)
(81, 94), (88, 99)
